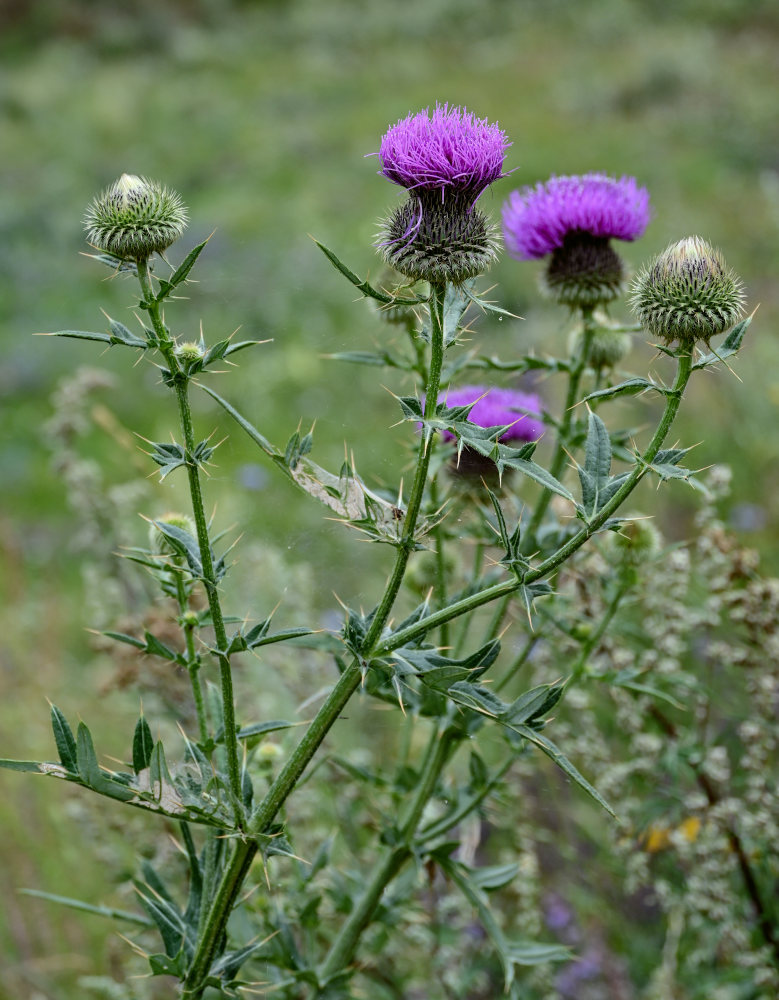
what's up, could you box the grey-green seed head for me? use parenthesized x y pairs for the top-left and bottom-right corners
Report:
(377, 190), (499, 285)
(84, 174), (188, 260)
(630, 236), (745, 346)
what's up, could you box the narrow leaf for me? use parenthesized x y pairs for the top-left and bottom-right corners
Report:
(0, 759), (51, 773)
(156, 237), (211, 300)
(507, 941), (571, 966)
(693, 315), (751, 368)
(510, 724), (616, 817)
(103, 631), (146, 650)
(76, 723), (102, 787)
(19, 889), (152, 927)
(133, 716), (155, 774)
(50, 705), (78, 773)
(45, 330), (113, 344)
(583, 377), (662, 403)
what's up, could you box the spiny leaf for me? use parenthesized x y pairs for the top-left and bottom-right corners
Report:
(313, 239), (422, 305)
(19, 889), (153, 927)
(45, 330), (113, 344)
(155, 236), (211, 301)
(583, 377), (664, 404)
(509, 724), (616, 817)
(693, 315), (751, 369)
(76, 723), (102, 787)
(50, 705), (78, 773)
(132, 715), (154, 774)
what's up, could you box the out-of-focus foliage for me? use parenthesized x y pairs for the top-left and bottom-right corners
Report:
(1, 1), (778, 996)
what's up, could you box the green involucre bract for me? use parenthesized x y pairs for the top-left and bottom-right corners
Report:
(377, 191), (499, 285)
(630, 236), (745, 346)
(84, 174), (188, 260)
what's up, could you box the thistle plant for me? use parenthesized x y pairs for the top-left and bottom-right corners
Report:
(4, 107), (767, 999)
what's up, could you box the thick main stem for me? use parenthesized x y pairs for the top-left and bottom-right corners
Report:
(136, 259), (242, 804)
(317, 725), (456, 987)
(183, 282), (448, 995)
(525, 306), (595, 544)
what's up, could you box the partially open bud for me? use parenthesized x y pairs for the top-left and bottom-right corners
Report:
(84, 174), (188, 261)
(175, 341), (206, 373)
(630, 236), (745, 347)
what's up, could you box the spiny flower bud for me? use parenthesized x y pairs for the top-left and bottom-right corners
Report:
(630, 236), (745, 346)
(612, 517), (662, 559)
(175, 341), (206, 372)
(375, 104), (510, 284)
(84, 174), (188, 261)
(568, 319), (633, 371)
(149, 512), (196, 560)
(372, 266), (418, 327)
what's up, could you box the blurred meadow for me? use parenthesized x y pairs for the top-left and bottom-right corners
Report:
(1, 0), (778, 995)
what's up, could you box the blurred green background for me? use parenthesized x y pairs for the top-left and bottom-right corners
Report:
(1, 0), (778, 995)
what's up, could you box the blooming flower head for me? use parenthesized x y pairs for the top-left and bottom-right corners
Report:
(434, 385), (544, 488)
(440, 385), (544, 443)
(630, 235), (745, 346)
(376, 105), (510, 284)
(502, 174), (651, 308)
(503, 174), (650, 260)
(379, 104), (510, 202)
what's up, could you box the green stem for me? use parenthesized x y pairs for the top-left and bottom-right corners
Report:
(182, 839), (258, 999)
(184, 281), (449, 996)
(430, 474), (450, 649)
(495, 634), (537, 694)
(482, 592), (510, 645)
(375, 351), (694, 656)
(417, 754), (514, 844)
(570, 580), (629, 682)
(175, 573), (209, 745)
(453, 541), (485, 656)
(317, 725), (456, 987)
(136, 258), (242, 804)
(525, 307), (595, 544)
(184, 620), (209, 745)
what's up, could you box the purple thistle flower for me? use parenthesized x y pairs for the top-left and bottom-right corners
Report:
(502, 173), (650, 261)
(378, 104), (511, 203)
(439, 385), (544, 443)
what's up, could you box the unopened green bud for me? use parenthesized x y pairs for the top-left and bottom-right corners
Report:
(630, 236), (745, 346)
(569, 322), (632, 370)
(406, 549), (460, 596)
(149, 512), (196, 558)
(175, 341), (205, 372)
(84, 174), (188, 261)
(372, 266), (417, 327)
(611, 517), (662, 560)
